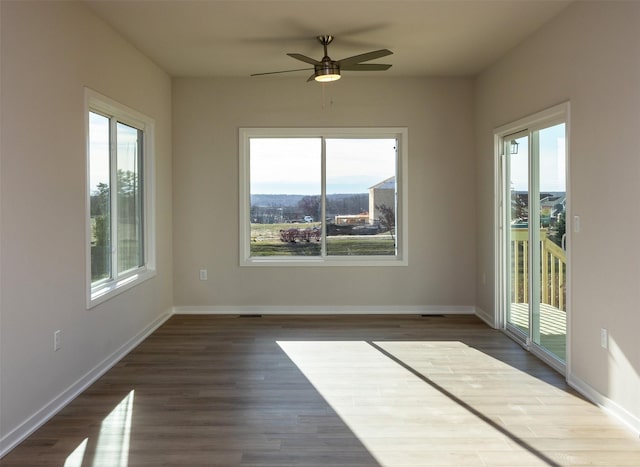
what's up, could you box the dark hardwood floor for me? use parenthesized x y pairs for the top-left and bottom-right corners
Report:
(2, 314), (639, 466)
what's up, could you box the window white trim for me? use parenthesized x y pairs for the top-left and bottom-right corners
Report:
(239, 127), (408, 267)
(85, 88), (156, 308)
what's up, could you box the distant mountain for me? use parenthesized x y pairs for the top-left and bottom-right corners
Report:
(251, 194), (305, 207)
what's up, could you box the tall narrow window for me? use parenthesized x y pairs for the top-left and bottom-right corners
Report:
(86, 89), (155, 307)
(240, 128), (408, 266)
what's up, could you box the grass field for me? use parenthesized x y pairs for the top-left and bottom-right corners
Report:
(326, 237), (395, 256)
(250, 223), (395, 256)
(251, 222), (319, 240)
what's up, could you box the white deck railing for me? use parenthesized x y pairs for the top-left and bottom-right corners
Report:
(511, 228), (566, 312)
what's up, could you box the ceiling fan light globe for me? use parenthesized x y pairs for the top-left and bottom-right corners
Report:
(315, 73), (341, 82)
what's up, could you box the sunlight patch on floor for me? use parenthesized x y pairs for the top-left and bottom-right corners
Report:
(64, 390), (135, 467)
(277, 340), (553, 466)
(63, 438), (88, 467)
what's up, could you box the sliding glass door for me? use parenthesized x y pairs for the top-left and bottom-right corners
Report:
(498, 104), (569, 371)
(535, 123), (567, 362)
(505, 132), (530, 341)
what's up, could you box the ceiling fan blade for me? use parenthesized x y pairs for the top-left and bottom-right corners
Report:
(287, 53), (322, 65)
(340, 63), (392, 71)
(307, 73), (316, 82)
(251, 67), (313, 77)
(338, 49), (393, 66)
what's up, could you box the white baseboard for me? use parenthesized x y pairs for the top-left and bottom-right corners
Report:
(0, 311), (172, 458)
(567, 373), (640, 436)
(474, 306), (496, 328)
(172, 305), (476, 315)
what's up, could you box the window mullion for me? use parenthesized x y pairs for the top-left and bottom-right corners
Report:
(321, 137), (327, 257)
(394, 139), (399, 256)
(138, 131), (145, 268)
(110, 117), (119, 280)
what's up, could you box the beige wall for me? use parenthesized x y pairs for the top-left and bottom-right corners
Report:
(4, 0), (638, 454)
(475, 1), (640, 425)
(0, 1), (173, 447)
(172, 77), (476, 308)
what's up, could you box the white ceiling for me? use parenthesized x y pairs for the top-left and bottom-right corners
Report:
(85, 0), (572, 79)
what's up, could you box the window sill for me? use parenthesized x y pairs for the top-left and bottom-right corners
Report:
(241, 257), (408, 267)
(88, 268), (156, 309)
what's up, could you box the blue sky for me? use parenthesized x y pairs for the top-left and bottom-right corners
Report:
(89, 112), (140, 192)
(250, 137), (396, 195)
(509, 123), (566, 192)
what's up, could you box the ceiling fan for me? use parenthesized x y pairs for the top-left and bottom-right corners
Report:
(251, 35), (393, 82)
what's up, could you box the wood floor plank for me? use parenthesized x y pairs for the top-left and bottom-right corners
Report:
(2, 314), (639, 466)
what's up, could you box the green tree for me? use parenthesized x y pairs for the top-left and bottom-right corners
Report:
(91, 182), (110, 247)
(376, 203), (396, 246)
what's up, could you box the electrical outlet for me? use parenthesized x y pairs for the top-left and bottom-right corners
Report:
(600, 328), (608, 349)
(199, 269), (208, 281)
(54, 330), (61, 351)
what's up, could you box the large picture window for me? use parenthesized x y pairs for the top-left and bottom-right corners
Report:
(86, 89), (155, 307)
(239, 128), (408, 266)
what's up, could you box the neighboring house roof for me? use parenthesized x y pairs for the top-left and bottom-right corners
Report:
(540, 195), (566, 208)
(369, 176), (395, 190)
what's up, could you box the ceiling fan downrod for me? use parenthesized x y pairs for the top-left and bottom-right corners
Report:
(317, 35), (334, 59)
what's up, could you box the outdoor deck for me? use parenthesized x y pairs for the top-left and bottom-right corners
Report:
(510, 302), (566, 361)
(509, 228), (567, 361)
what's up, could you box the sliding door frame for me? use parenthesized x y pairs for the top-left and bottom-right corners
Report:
(494, 102), (571, 376)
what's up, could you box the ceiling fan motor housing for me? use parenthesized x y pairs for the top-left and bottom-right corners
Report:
(315, 61), (340, 75)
